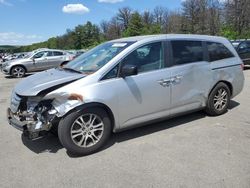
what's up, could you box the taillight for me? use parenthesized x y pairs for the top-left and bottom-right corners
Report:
(240, 63), (244, 70)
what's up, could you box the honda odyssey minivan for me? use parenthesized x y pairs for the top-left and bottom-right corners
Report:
(7, 34), (244, 155)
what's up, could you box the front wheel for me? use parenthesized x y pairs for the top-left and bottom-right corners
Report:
(205, 82), (231, 116)
(58, 108), (112, 156)
(11, 66), (26, 78)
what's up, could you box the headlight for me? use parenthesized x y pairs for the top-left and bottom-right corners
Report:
(26, 97), (43, 112)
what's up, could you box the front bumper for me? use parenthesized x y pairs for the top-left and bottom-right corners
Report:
(0, 65), (10, 74)
(7, 108), (49, 139)
(7, 108), (25, 131)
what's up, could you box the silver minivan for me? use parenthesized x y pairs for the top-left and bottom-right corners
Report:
(7, 34), (244, 155)
(1, 49), (74, 78)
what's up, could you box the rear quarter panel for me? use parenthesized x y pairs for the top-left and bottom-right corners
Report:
(210, 57), (244, 98)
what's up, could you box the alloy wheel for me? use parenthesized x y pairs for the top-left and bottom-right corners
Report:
(70, 114), (104, 148)
(213, 88), (228, 111)
(12, 67), (25, 78)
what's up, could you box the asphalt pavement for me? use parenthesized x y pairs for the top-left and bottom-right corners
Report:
(0, 70), (250, 188)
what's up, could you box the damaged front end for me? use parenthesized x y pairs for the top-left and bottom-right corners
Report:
(7, 93), (59, 139)
(7, 68), (86, 139)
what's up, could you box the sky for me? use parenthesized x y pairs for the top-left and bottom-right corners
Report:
(0, 0), (183, 45)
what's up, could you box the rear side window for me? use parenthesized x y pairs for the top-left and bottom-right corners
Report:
(207, 42), (234, 62)
(53, 51), (63, 56)
(46, 51), (53, 57)
(171, 40), (204, 65)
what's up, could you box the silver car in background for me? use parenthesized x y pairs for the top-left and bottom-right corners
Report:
(1, 49), (74, 78)
(7, 34), (244, 155)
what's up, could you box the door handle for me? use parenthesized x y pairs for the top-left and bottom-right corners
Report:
(158, 79), (171, 87)
(172, 75), (183, 84)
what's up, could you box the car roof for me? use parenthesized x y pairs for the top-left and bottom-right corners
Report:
(111, 34), (229, 43)
(35, 48), (65, 53)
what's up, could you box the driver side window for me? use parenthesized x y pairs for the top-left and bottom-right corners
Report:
(121, 42), (164, 73)
(33, 51), (46, 59)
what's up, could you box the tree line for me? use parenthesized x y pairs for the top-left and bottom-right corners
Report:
(14, 0), (250, 52)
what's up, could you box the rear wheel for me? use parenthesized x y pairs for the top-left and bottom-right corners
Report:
(58, 107), (111, 155)
(11, 66), (26, 78)
(205, 82), (230, 116)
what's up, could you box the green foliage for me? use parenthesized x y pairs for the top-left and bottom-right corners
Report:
(13, 21), (101, 52)
(220, 26), (238, 40)
(143, 24), (161, 35)
(123, 12), (144, 37)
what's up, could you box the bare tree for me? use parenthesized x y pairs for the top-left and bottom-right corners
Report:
(207, 0), (221, 35)
(142, 10), (154, 26)
(152, 6), (169, 33)
(224, 0), (250, 36)
(117, 7), (133, 30)
(167, 11), (185, 33)
(182, 0), (200, 33)
(106, 17), (122, 40)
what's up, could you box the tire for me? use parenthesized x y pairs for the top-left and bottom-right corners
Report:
(11, 66), (26, 78)
(50, 124), (58, 136)
(60, 61), (68, 67)
(58, 107), (112, 155)
(205, 82), (231, 116)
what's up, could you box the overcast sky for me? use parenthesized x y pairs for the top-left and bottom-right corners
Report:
(0, 0), (183, 45)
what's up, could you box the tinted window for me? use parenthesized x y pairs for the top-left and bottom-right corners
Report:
(207, 42), (234, 62)
(121, 42), (164, 73)
(171, 40), (203, 65)
(102, 65), (119, 80)
(53, 51), (63, 56)
(33, 51), (46, 59)
(237, 41), (250, 53)
(46, 51), (53, 57)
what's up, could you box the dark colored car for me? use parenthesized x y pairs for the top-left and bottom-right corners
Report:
(232, 40), (250, 66)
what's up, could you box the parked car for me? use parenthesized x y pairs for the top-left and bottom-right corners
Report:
(7, 34), (244, 155)
(233, 40), (250, 66)
(1, 49), (74, 78)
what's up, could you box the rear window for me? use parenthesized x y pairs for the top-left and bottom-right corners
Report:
(171, 40), (204, 65)
(207, 42), (234, 62)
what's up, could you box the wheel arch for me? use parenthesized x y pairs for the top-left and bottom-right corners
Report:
(208, 80), (233, 99)
(63, 102), (116, 131)
(10, 64), (27, 73)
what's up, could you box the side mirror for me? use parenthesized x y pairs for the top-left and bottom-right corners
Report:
(120, 64), (138, 78)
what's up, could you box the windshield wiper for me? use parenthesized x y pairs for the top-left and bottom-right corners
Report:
(58, 67), (82, 74)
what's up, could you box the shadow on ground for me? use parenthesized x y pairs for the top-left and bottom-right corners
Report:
(5, 73), (33, 79)
(21, 100), (240, 156)
(22, 133), (63, 154)
(244, 66), (250, 71)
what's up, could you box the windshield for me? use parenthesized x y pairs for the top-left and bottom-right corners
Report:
(65, 41), (134, 73)
(26, 52), (34, 58)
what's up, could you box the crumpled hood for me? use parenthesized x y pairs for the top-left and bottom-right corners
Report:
(14, 68), (86, 96)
